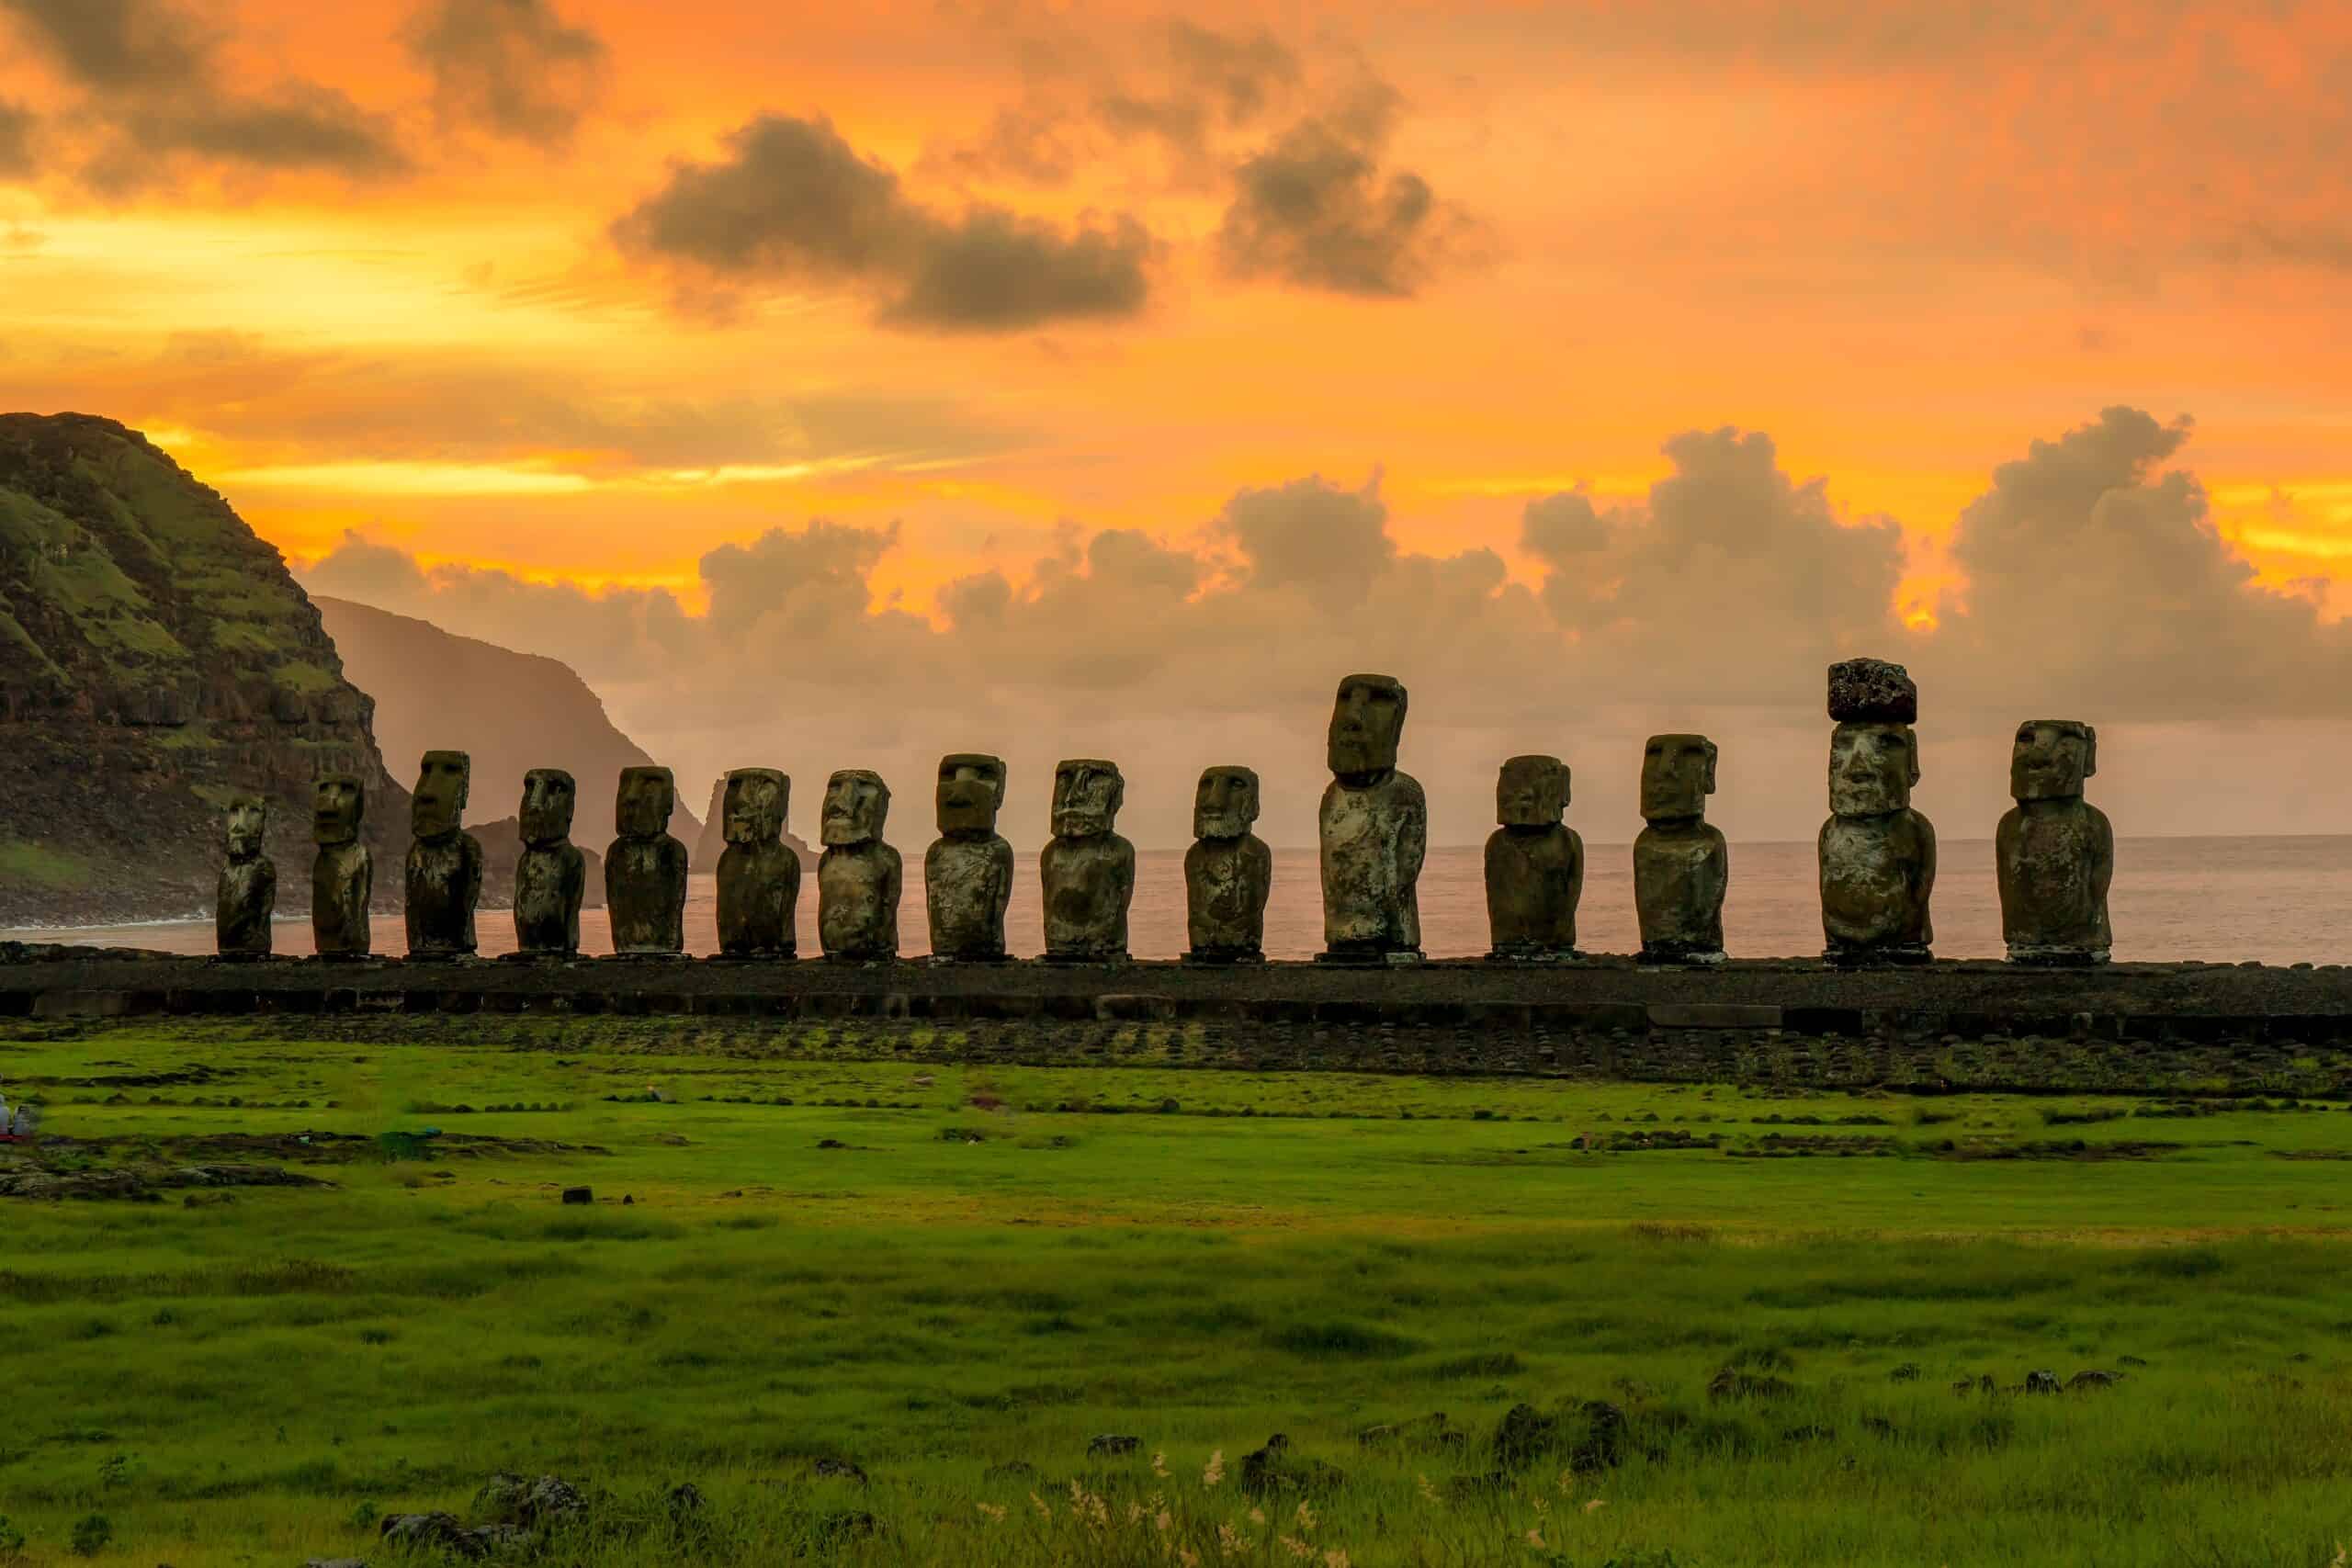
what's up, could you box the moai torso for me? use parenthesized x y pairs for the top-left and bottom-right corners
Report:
(1186, 836), (1272, 958)
(1996, 720), (2111, 963)
(1634, 823), (1728, 958)
(217, 797), (276, 959)
(820, 842), (902, 959)
(926, 836), (1013, 958)
(1040, 759), (1133, 961)
(715, 768), (798, 958)
(514, 842), (585, 956)
(1819, 810), (1936, 954)
(1486, 827), (1582, 954)
(405, 835), (484, 956)
(312, 842), (373, 957)
(1320, 773), (1426, 952)
(606, 766), (688, 956)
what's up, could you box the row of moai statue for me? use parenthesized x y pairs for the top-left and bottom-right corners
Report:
(214, 660), (2112, 965)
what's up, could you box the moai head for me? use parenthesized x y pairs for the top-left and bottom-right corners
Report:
(1328, 672), (1408, 781)
(2011, 719), (2096, 803)
(1193, 765), (1261, 840)
(722, 768), (788, 846)
(1829, 723), (1919, 817)
(411, 750), (470, 839)
(1496, 754), (1568, 828)
(519, 768), (576, 847)
(1641, 734), (1718, 824)
(935, 753), (1007, 836)
(616, 766), (675, 839)
(225, 796), (267, 862)
(821, 769), (890, 847)
(312, 774), (364, 846)
(1051, 760), (1124, 839)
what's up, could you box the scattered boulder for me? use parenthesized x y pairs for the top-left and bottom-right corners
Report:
(1085, 1435), (1140, 1459)
(813, 1459), (868, 1483)
(2067, 1370), (2122, 1392)
(1888, 1362), (1922, 1382)
(1490, 1403), (1558, 1469)
(1566, 1400), (1627, 1472)
(665, 1483), (705, 1518)
(2023, 1370), (2060, 1394)
(1238, 1434), (1346, 1498)
(472, 1472), (585, 1529)
(2118, 1355), (2150, 1368)
(560, 1187), (592, 1205)
(378, 1514), (524, 1559)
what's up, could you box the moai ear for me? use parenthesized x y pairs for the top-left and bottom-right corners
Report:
(1702, 739), (1719, 795)
(1902, 728), (1922, 789)
(2081, 725), (2098, 779)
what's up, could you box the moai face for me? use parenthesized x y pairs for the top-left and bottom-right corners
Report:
(616, 766), (675, 838)
(722, 769), (788, 845)
(821, 769), (890, 847)
(1828, 722), (1918, 817)
(519, 769), (576, 846)
(225, 797), (267, 861)
(313, 774), (364, 846)
(1642, 734), (1718, 823)
(1496, 755), (1568, 827)
(1051, 760), (1124, 839)
(1327, 673), (1408, 780)
(935, 753), (1006, 836)
(1193, 766), (1261, 840)
(2011, 720), (2096, 803)
(411, 750), (470, 839)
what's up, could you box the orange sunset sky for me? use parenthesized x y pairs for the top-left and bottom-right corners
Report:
(5, 0), (2350, 845)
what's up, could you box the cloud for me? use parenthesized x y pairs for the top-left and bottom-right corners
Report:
(1215, 80), (1480, 297)
(405, 0), (608, 147)
(612, 113), (1156, 332)
(0, 101), (33, 176)
(0, 0), (404, 186)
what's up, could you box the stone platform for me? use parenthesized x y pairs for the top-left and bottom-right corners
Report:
(5, 944), (2350, 1043)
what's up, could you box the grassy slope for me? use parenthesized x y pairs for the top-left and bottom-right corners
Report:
(1, 1023), (2349, 1565)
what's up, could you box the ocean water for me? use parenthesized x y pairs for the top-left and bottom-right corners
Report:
(11, 836), (2347, 966)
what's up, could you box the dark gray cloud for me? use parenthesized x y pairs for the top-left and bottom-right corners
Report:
(0, 0), (404, 185)
(0, 100), (33, 175)
(1215, 82), (1477, 297)
(613, 113), (1156, 332)
(405, 0), (607, 147)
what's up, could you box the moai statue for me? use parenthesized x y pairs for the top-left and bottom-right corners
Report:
(311, 773), (373, 959)
(1819, 659), (1935, 964)
(215, 795), (276, 959)
(1318, 673), (1426, 962)
(925, 753), (1013, 961)
(1040, 759), (1135, 962)
(512, 768), (584, 958)
(1996, 720), (2112, 964)
(1635, 734), (1728, 964)
(716, 768), (798, 958)
(818, 769), (901, 961)
(405, 750), (483, 959)
(1185, 765), (1272, 963)
(1485, 754), (1582, 961)
(605, 765), (688, 957)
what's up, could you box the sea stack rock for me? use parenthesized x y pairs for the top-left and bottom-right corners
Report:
(1184, 765), (1272, 963)
(512, 767), (585, 957)
(404, 750), (483, 959)
(605, 765), (688, 956)
(215, 796), (276, 959)
(818, 768), (900, 961)
(1819, 658), (1935, 964)
(310, 773), (373, 959)
(1040, 759), (1134, 963)
(1634, 734), (1727, 964)
(1318, 673), (1425, 963)
(1484, 754), (1581, 961)
(1996, 720), (2112, 964)
(925, 753), (1012, 961)
(716, 767), (798, 958)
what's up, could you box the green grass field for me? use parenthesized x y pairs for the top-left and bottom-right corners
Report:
(3, 1020), (2350, 1566)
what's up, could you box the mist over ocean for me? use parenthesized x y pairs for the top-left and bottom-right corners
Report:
(18, 835), (2346, 966)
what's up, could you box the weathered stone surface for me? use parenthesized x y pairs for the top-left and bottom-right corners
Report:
(215, 795), (275, 958)
(1820, 715), (1935, 963)
(1826, 657), (1917, 723)
(1319, 674), (1425, 960)
(1186, 765), (1272, 962)
(716, 768), (798, 958)
(605, 766), (688, 956)
(405, 750), (483, 959)
(1997, 719), (2112, 964)
(513, 768), (584, 957)
(311, 773), (373, 958)
(1635, 733), (1727, 964)
(819, 769), (900, 961)
(1041, 759), (1134, 962)
(925, 754), (1012, 961)
(1485, 754), (1581, 960)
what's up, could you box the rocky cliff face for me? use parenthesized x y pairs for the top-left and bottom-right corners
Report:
(0, 414), (409, 925)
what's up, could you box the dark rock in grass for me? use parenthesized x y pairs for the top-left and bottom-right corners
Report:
(1239, 1434), (1347, 1498)
(1490, 1403), (1558, 1469)
(472, 1472), (586, 1529)
(1888, 1362), (1921, 1382)
(2118, 1355), (2149, 1368)
(1356, 1413), (1453, 1449)
(378, 1514), (524, 1559)
(665, 1483), (705, 1517)
(813, 1458), (868, 1483)
(1707, 1369), (1794, 1402)
(1566, 1400), (1627, 1472)
(817, 1139), (847, 1150)
(2023, 1370), (2060, 1394)
(1085, 1434), (1140, 1459)
(2067, 1370), (2122, 1391)
(560, 1187), (592, 1205)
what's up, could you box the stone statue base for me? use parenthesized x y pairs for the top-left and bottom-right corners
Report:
(1040, 951), (1128, 966)
(1183, 947), (1265, 965)
(1826, 941), (1932, 966)
(927, 952), (1012, 965)
(707, 950), (797, 963)
(605, 951), (688, 963)
(1315, 945), (1423, 966)
(207, 952), (280, 964)
(2007, 943), (2109, 966)
(1638, 942), (1727, 966)
(497, 950), (575, 964)
(1485, 945), (1579, 964)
